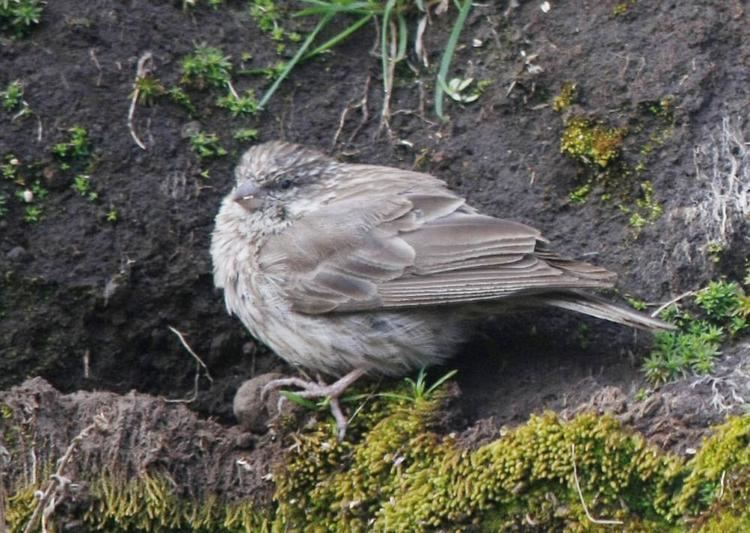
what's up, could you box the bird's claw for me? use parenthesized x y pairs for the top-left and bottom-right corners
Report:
(261, 368), (366, 440)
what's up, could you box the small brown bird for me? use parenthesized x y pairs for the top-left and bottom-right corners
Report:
(211, 141), (671, 435)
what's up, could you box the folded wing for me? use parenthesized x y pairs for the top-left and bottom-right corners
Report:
(258, 169), (616, 315)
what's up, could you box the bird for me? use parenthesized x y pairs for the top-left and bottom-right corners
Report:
(210, 141), (672, 437)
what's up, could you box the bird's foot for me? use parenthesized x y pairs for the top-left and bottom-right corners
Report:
(262, 368), (366, 440)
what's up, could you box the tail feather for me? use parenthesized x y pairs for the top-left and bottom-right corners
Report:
(529, 290), (676, 331)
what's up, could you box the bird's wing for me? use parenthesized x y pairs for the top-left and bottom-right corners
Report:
(258, 176), (615, 314)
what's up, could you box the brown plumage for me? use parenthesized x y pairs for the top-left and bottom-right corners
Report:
(211, 141), (671, 379)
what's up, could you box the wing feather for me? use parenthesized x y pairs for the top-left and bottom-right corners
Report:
(258, 166), (616, 314)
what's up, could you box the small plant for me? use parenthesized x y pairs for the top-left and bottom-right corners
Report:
(625, 296), (648, 311)
(182, 0), (223, 8)
(189, 131), (226, 160)
(167, 87), (197, 115)
(695, 281), (746, 323)
(634, 388), (650, 402)
(216, 90), (259, 116)
(250, 0), (300, 44)
(181, 44), (232, 89)
(53, 126), (91, 162)
(30, 180), (47, 200)
(0, 0), (44, 36)
(23, 204), (42, 223)
(553, 81), (577, 112)
(233, 128), (259, 142)
(379, 368), (458, 404)
(569, 183), (591, 204)
(613, 2), (630, 16)
(0, 192), (7, 218)
(443, 78), (481, 104)
(72, 174), (98, 201)
(626, 180), (663, 230)
(134, 75), (165, 106)
(706, 241), (725, 263)
(106, 208), (119, 222)
(643, 323), (723, 384)
(1, 80), (24, 111)
(644, 279), (750, 384)
(1, 154), (21, 181)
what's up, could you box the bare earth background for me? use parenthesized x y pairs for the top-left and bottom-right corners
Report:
(1, 0), (749, 509)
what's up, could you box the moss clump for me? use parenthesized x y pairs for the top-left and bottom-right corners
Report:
(6, 474), (273, 532)
(5, 379), (750, 531)
(677, 415), (750, 516)
(274, 388), (688, 530)
(553, 81), (578, 112)
(561, 116), (627, 168)
(622, 179), (663, 231)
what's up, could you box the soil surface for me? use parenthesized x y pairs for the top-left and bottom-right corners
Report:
(1, 0), (750, 504)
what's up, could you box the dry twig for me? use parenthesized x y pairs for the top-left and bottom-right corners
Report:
(650, 291), (696, 318)
(128, 52), (154, 151)
(570, 444), (624, 526)
(165, 326), (214, 404)
(22, 413), (109, 533)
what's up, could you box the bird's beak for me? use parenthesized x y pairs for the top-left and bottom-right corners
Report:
(232, 180), (263, 210)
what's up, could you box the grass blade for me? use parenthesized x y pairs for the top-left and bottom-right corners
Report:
(435, 0), (472, 119)
(258, 11), (335, 110)
(305, 13), (374, 58)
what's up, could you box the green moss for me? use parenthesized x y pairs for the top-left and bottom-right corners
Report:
(553, 81), (577, 112)
(7, 474), (273, 532)
(274, 387), (689, 530)
(5, 384), (750, 531)
(561, 116), (627, 168)
(677, 416), (750, 515)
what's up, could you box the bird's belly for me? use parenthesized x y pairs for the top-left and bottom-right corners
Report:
(240, 303), (466, 377)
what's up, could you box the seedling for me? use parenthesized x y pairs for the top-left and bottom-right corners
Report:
(379, 368), (458, 404)
(23, 204), (42, 223)
(0, 0), (44, 35)
(233, 128), (259, 142)
(30, 180), (47, 200)
(106, 208), (119, 222)
(1, 155), (21, 181)
(53, 126), (91, 161)
(443, 77), (480, 103)
(189, 131), (226, 160)
(72, 174), (98, 201)
(167, 87), (197, 115)
(569, 183), (592, 204)
(625, 296), (648, 311)
(216, 90), (259, 117)
(0, 193), (7, 218)
(181, 44), (232, 90)
(1, 80), (24, 111)
(134, 75), (165, 106)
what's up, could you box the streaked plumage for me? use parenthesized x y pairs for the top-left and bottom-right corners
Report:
(211, 141), (671, 377)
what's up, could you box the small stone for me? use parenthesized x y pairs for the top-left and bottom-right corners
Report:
(7, 246), (29, 262)
(233, 372), (294, 433)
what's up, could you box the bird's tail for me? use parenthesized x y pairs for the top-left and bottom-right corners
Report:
(527, 290), (675, 331)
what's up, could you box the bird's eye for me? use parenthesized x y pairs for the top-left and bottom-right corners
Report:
(280, 179), (292, 190)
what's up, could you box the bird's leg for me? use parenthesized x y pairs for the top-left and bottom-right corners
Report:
(262, 368), (367, 440)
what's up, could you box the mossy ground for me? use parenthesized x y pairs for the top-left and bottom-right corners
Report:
(4, 379), (750, 531)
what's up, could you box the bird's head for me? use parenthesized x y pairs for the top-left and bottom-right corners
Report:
(230, 141), (339, 220)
